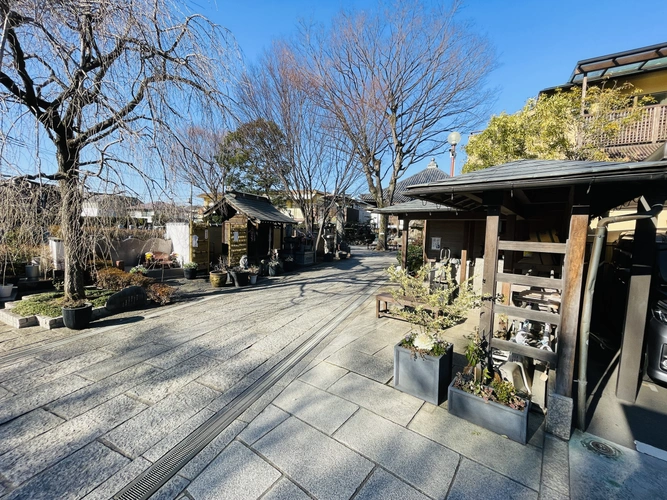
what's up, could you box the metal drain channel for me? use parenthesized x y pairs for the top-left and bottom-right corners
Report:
(113, 278), (382, 500)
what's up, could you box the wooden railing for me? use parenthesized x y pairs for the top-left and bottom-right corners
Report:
(597, 104), (667, 147)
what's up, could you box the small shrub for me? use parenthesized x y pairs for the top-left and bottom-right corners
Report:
(146, 283), (175, 305)
(96, 268), (153, 291)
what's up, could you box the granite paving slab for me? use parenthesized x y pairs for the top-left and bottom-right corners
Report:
(81, 457), (151, 500)
(186, 441), (281, 500)
(2, 395), (146, 486)
(75, 342), (171, 381)
(238, 404), (290, 446)
(148, 474), (190, 500)
(272, 379), (358, 435)
(569, 430), (667, 500)
(298, 361), (349, 390)
(347, 333), (397, 355)
(0, 373), (92, 424)
(409, 404), (543, 490)
(325, 344), (393, 383)
(541, 433), (570, 496)
(334, 409), (459, 499)
(446, 458), (538, 500)
(102, 382), (219, 458)
(355, 468), (430, 500)
(127, 354), (219, 404)
(328, 371), (423, 426)
(253, 416), (374, 500)
(2, 349), (112, 393)
(0, 385), (11, 399)
(178, 420), (246, 481)
(197, 348), (271, 393)
(142, 408), (216, 463)
(260, 477), (311, 500)
(3, 441), (128, 500)
(0, 408), (64, 455)
(144, 342), (209, 370)
(46, 362), (162, 420)
(0, 356), (50, 383)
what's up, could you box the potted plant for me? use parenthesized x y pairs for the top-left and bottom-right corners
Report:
(183, 262), (198, 279)
(61, 299), (93, 330)
(129, 264), (148, 276)
(248, 265), (260, 285)
(389, 264), (479, 405)
(209, 257), (227, 288)
(447, 334), (531, 444)
(268, 259), (282, 276)
(228, 265), (249, 287)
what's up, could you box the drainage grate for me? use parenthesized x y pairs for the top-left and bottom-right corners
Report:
(583, 438), (622, 459)
(113, 278), (382, 500)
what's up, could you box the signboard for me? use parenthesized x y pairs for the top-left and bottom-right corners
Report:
(431, 237), (441, 251)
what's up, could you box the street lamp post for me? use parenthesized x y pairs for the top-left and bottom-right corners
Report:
(447, 131), (461, 177)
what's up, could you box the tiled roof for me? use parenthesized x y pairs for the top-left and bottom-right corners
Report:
(360, 167), (449, 205)
(205, 191), (294, 224)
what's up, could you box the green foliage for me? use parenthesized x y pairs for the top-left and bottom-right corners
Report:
(387, 264), (480, 357)
(12, 290), (114, 318)
(396, 244), (423, 273)
(463, 84), (654, 172)
(182, 262), (198, 270)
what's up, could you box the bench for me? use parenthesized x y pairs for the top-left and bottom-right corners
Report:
(375, 292), (444, 319)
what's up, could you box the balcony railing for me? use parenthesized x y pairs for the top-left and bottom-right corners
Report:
(599, 104), (667, 147)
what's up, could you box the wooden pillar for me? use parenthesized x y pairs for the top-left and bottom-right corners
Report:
(616, 196), (663, 402)
(555, 205), (589, 397)
(504, 214), (517, 272)
(422, 219), (429, 264)
(401, 218), (410, 269)
(479, 206), (501, 343)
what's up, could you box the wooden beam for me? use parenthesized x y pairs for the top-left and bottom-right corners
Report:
(498, 241), (567, 254)
(616, 196), (664, 402)
(555, 205), (589, 397)
(496, 272), (563, 289)
(491, 339), (558, 365)
(495, 304), (561, 326)
(401, 218), (410, 269)
(479, 206), (500, 342)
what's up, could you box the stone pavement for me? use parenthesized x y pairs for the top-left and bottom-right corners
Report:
(0, 248), (665, 499)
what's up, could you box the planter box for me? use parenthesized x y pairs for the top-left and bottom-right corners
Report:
(393, 343), (453, 405)
(447, 380), (530, 444)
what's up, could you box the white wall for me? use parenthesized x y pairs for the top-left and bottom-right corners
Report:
(165, 222), (190, 264)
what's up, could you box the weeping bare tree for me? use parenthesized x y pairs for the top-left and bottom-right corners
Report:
(237, 42), (361, 245)
(296, 0), (495, 248)
(0, 0), (235, 302)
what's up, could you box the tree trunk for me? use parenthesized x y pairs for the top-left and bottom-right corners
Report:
(58, 157), (87, 302)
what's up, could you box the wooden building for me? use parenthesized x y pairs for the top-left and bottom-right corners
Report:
(406, 158), (667, 439)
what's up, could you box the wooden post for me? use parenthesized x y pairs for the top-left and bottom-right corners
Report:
(555, 205), (589, 397)
(479, 206), (501, 343)
(616, 196), (663, 402)
(422, 219), (429, 264)
(401, 218), (410, 269)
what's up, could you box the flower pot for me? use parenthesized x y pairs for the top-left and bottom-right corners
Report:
(249, 274), (258, 285)
(229, 270), (249, 287)
(268, 266), (278, 277)
(210, 271), (227, 287)
(25, 264), (40, 279)
(0, 284), (13, 298)
(184, 268), (198, 279)
(393, 343), (453, 405)
(447, 380), (531, 444)
(62, 303), (93, 330)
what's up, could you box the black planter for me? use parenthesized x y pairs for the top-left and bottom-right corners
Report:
(183, 268), (197, 279)
(229, 270), (249, 287)
(447, 380), (531, 444)
(62, 303), (93, 330)
(393, 343), (453, 405)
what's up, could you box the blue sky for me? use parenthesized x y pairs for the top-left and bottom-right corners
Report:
(202, 0), (667, 179)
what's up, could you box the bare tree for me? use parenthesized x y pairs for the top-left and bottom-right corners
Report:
(297, 0), (495, 248)
(237, 42), (360, 246)
(0, 0), (235, 302)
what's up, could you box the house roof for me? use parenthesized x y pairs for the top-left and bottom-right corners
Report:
(360, 164), (449, 205)
(204, 190), (294, 224)
(405, 159), (667, 215)
(540, 41), (667, 93)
